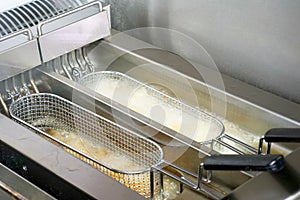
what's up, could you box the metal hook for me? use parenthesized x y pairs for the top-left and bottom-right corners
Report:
(82, 47), (94, 73)
(258, 136), (272, 155)
(52, 58), (61, 74)
(12, 76), (22, 100)
(0, 94), (9, 116)
(71, 68), (82, 81)
(29, 70), (39, 93)
(67, 52), (82, 80)
(198, 163), (211, 189)
(75, 49), (88, 75)
(60, 55), (73, 80)
(21, 73), (30, 96)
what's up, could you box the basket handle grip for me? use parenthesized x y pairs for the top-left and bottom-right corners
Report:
(202, 154), (284, 172)
(258, 128), (300, 154)
(264, 128), (300, 143)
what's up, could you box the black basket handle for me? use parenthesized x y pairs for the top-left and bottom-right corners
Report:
(202, 154), (284, 172)
(258, 128), (300, 154)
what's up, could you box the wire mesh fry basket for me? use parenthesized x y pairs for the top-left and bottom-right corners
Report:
(9, 93), (163, 198)
(78, 71), (225, 144)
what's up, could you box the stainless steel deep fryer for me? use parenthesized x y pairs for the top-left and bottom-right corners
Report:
(9, 93), (163, 198)
(1, 0), (300, 199)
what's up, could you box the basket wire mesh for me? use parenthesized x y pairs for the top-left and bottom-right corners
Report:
(78, 71), (225, 144)
(9, 93), (163, 198)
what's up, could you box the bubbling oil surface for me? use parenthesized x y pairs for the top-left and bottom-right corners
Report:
(85, 77), (220, 143)
(45, 128), (145, 172)
(84, 76), (289, 155)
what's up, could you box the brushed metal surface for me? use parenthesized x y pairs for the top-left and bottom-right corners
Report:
(0, 39), (41, 81)
(107, 0), (300, 103)
(39, 10), (110, 62)
(85, 39), (300, 127)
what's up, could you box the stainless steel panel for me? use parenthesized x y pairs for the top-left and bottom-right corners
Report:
(107, 0), (300, 103)
(83, 39), (300, 152)
(39, 10), (110, 62)
(37, 1), (110, 63)
(37, 3), (102, 35)
(0, 39), (41, 81)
